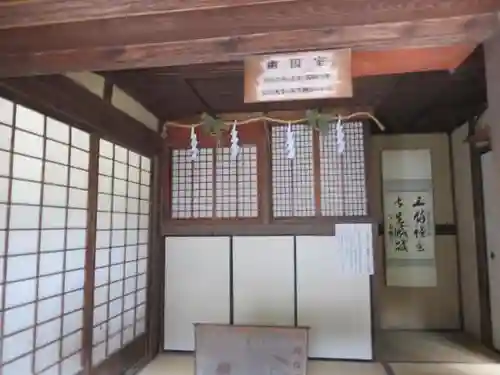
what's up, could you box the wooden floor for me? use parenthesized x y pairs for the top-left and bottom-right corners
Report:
(139, 332), (500, 375)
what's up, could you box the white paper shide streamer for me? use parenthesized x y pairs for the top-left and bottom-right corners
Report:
(230, 120), (240, 160)
(190, 126), (199, 161)
(336, 116), (345, 154)
(285, 122), (296, 159)
(336, 223), (374, 275)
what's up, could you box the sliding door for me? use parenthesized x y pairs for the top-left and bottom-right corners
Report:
(164, 237), (230, 350)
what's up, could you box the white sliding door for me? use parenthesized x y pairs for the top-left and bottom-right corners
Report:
(164, 237), (230, 351)
(233, 236), (295, 326)
(296, 236), (372, 360)
(482, 152), (500, 350)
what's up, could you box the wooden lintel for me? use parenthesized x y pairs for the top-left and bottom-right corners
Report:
(0, 0), (298, 29)
(0, 75), (162, 155)
(0, 13), (497, 77)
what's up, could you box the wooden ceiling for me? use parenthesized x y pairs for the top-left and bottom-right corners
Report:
(0, 0), (495, 134)
(0, 0), (499, 76)
(103, 45), (486, 133)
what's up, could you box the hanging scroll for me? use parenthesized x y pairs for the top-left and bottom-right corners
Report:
(244, 49), (352, 103)
(382, 150), (437, 287)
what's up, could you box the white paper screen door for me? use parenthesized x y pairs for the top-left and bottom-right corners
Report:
(481, 151), (500, 350)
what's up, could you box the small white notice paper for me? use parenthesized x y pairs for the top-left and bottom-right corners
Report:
(335, 223), (374, 275)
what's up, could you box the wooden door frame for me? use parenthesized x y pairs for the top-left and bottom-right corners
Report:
(468, 116), (494, 349)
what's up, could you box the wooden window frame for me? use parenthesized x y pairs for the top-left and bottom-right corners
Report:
(163, 121), (372, 236)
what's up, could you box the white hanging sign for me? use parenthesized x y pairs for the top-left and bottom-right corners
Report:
(335, 223), (374, 275)
(244, 49), (353, 103)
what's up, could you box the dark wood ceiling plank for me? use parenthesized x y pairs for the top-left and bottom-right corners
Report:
(1, 13), (497, 77)
(1, 0), (499, 53)
(0, 75), (162, 155)
(149, 45), (476, 79)
(0, 0), (298, 29)
(375, 45), (486, 133)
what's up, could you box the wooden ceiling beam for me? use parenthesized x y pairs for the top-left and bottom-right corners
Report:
(0, 0), (298, 29)
(0, 13), (497, 78)
(0, 75), (162, 155)
(2, 1), (499, 54)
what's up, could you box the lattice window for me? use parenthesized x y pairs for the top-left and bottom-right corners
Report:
(94, 140), (150, 366)
(0, 98), (88, 375)
(271, 125), (315, 217)
(170, 146), (258, 219)
(319, 122), (367, 216)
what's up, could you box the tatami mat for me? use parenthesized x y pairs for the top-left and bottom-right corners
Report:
(137, 354), (386, 375)
(376, 331), (500, 363)
(389, 363), (500, 375)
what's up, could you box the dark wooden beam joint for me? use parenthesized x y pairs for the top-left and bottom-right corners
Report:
(0, 75), (162, 156)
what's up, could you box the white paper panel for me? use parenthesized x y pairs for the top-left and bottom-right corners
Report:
(37, 296), (62, 323)
(13, 154), (42, 181)
(9, 229), (39, 254)
(296, 236), (372, 360)
(44, 184), (68, 207)
(35, 341), (60, 373)
(63, 310), (83, 335)
(61, 352), (82, 375)
(66, 229), (86, 249)
(14, 129), (44, 157)
(16, 105), (44, 134)
(46, 118), (69, 144)
(44, 162), (68, 185)
(92, 342), (106, 365)
(164, 236), (230, 350)
(0, 150), (10, 177)
(4, 303), (35, 335)
(233, 236), (295, 326)
(0, 125), (11, 151)
(0, 177), (8, 202)
(3, 328), (34, 362)
(5, 279), (36, 307)
(0, 97), (14, 125)
(62, 330), (82, 358)
(3, 354), (32, 375)
(6, 254), (37, 281)
(11, 180), (41, 204)
(36, 318), (62, 347)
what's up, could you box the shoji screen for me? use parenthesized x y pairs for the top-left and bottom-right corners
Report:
(232, 236), (295, 326)
(170, 146), (259, 219)
(272, 125), (315, 217)
(93, 139), (151, 366)
(0, 98), (88, 375)
(296, 236), (372, 360)
(164, 237), (230, 351)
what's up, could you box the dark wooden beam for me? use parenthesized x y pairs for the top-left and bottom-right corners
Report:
(1, 13), (498, 77)
(1, 0), (499, 51)
(0, 0), (297, 29)
(0, 75), (162, 155)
